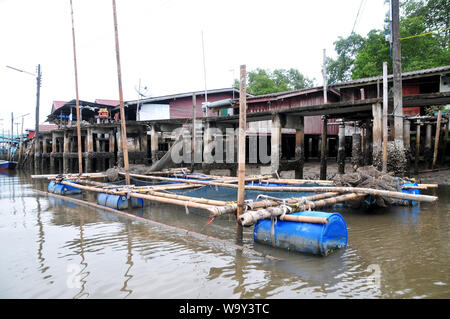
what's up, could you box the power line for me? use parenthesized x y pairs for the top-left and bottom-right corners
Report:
(351, 0), (366, 35)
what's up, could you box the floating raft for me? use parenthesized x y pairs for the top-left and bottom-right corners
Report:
(35, 169), (438, 256)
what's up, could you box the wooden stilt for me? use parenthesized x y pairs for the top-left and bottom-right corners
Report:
(69, 0), (83, 174)
(414, 121), (421, 174)
(271, 114), (282, 176)
(112, 0), (130, 185)
(295, 116), (305, 179)
(432, 111), (442, 169)
(320, 116), (328, 180)
(338, 124), (346, 174)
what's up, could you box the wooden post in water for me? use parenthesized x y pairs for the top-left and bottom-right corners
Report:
(425, 123), (432, 169)
(337, 123), (346, 174)
(414, 121), (421, 175)
(271, 114), (282, 177)
(372, 103), (382, 170)
(69, 0), (83, 174)
(382, 62), (389, 173)
(236, 65), (247, 243)
(112, 0), (130, 185)
(441, 115), (449, 165)
(432, 110), (442, 169)
(403, 119), (411, 175)
(320, 116), (328, 180)
(294, 116), (305, 179)
(191, 93), (197, 171)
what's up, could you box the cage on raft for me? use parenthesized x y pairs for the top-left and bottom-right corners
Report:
(45, 174), (425, 256)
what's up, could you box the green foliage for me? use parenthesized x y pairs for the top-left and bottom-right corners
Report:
(327, 0), (450, 82)
(326, 33), (365, 83)
(234, 68), (315, 95)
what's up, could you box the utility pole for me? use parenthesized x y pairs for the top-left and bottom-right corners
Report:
(6, 64), (41, 166)
(392, 0), (406, 175)
(112, 0), (130, 185)
(70, 0), (83, 174)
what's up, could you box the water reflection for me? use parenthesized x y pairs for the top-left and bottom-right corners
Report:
(0, 172), (449, 298)
(120, 223), (134, 298)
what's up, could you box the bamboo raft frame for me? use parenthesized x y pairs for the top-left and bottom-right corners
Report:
(31, 169), (439, 227)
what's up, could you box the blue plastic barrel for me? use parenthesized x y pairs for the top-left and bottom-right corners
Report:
(253, 211), (348, 256)
(47, 181), (82, 195)
(97, 193), (129, 210)
(401, 183), (420, 206)
(131, 197), (144, 208)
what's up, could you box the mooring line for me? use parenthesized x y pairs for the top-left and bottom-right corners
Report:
(33, 189), (280, 261)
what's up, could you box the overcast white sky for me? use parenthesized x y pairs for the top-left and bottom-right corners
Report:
(0, 0), (388, 133)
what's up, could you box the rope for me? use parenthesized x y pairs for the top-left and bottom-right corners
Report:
(400, 27), (450, 41)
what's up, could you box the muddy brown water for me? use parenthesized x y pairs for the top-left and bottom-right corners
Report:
(0, 171), (448, 299)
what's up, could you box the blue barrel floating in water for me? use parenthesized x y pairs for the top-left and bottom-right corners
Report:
(130, 197), (144, 208)
(401, 183), (420, 206)
(97, 193), (129, 210)
(47, 181), (82, 195)
(253, 211), (348, 256)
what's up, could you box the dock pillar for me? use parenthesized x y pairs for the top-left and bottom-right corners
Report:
(403, 119), (411, 175)
(50, 134), (57, 173)
(320, 116), (328, 180)
(352, 133), (363, 170)
(42, 138), (48, 173)
(150, 125), (159, 165)
(109, 132), (116, 168)
(85, 129), (94, 172)
(271, 114), (282, 177)
(294, 116), (305, 179)
(337, 124), (346, 174)
(414, 121), (421, 174)
(34, 136), (41, 173)
(441, 116), (449, 165)
(63, 131), (70, 174)
(203, 120), (215, 173)
(140, 130), (148, 164)
(425, 123), (433, 169)
(372, 103), (383, 170)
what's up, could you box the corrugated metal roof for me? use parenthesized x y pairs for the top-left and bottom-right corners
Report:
(247, 87), (340, 103)
(126, 88), (245, 106)
(332, 65), (450, 88)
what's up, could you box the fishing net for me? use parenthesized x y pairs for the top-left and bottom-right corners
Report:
(332, 165), (406, 207)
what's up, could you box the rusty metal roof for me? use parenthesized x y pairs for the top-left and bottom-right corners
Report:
(332, 65), (450, 88)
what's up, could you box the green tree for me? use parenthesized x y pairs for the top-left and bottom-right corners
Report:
(234, 68), (315, 95)
(327, 0), (449, 81)
(326, 33), (366, 84)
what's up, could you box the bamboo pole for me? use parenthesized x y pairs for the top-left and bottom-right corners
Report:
(432, 110), (442, 169)
(123, 172), (438, 203)
(209, 192), (339, 217)
(112, 0), (130, 185)
(236, 64), (247, 242)
(69, 0), (83, 174)
(239, 193), (366, 226)
(31, 173), (108, 179)
(261, 178), (335, 185)
(382, 61), (388, 173)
